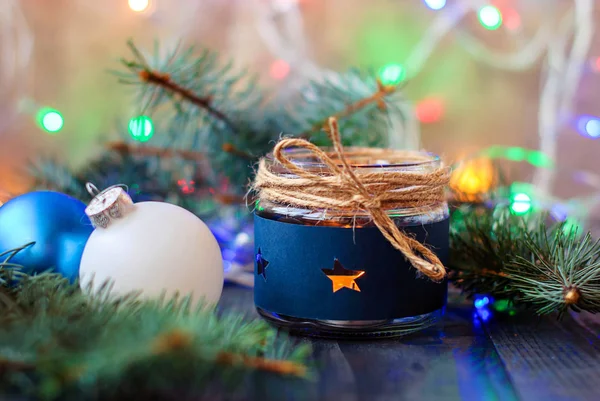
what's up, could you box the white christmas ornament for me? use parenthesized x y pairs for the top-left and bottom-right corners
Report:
(79, 184), (223, 305)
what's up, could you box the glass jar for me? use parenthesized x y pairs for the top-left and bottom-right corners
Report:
(253, 148), (449, 338)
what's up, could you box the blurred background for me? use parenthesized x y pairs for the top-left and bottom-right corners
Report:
(1, 0), (599, 215)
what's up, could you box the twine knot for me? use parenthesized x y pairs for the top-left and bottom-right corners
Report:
(351, 194), (381, 210)
(253, 117), (450, 281)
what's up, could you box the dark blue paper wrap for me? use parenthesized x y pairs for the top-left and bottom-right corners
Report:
(254, 214), (449, 321)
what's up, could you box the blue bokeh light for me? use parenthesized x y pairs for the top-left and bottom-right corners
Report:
(423, 0), (446, 10)
(478, 308), (491, 322)
(577, 115), (600, 138)
(474, 295), (491, 309)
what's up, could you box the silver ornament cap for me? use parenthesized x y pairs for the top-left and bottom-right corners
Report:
(85, 183), (134, 229)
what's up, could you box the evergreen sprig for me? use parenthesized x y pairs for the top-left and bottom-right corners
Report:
(281, 71), (405, 146)
(450, 206), (600, 316)
(31, 151), (215, 216)
(32, 40), (405, 201)
(0, 250), (309, 401)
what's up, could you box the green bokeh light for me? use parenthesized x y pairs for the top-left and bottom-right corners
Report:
(562, 218), (582, 237)
(510, 192), (532, 215)
(128, 115), (154, 142)
(37, 108), (64, 133)
(483, 145), (503, 158)
(493, 299), (510, 312)
(510, 182), (533, 195)
(379, 64), (406, 85)
(480, 146), (554, 168)
(478, 5), (502, 30)
(504, 147), (526, 162)
(526, 151), (553, 168)
(255, 199), (265, 212)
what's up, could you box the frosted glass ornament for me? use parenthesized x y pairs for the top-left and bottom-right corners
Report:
(79, 185), (223, 305)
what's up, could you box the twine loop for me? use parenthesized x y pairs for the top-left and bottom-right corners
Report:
(254, 117), (450, 281)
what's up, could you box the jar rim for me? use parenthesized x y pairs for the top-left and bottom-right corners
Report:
(265, 147), (441, 170)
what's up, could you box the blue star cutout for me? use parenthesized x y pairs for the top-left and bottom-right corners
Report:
(256, 248), (269, 281)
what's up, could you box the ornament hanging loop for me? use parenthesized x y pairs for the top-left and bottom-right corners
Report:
(86, 183), (100, 197)
(84, 184), (134, 229)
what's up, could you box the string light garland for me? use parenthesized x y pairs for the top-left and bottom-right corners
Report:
(256, 0), (598, 209)
(481, 145), (553, 168)
(452, 144), (598, 225)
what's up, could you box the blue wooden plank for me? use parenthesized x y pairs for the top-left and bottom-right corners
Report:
(483, 313), (600, 401)
(219, 286), (518, 401)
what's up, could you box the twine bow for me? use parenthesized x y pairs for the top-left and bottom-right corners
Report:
(254, 117), (450, 281)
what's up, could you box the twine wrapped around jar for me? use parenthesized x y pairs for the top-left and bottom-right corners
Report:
(253, 117), (451, 281)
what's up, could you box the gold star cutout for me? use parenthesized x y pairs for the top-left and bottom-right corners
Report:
(321, 259), (365, 293)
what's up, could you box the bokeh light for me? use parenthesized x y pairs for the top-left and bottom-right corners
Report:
(585, 119), (600, 138)
(482, 146), (553, 168)
(477, 308), (491, 322)
(269, 59), (291, 80)
(177, 179), (196, 194)
(37, 108), (64, 134)
(416, 97), (445, 123)
(493, 299), (510, 312)
(503, 8), (521, 31)
(128, 115), (154, 142)
(450, 158), (497, 202)
(379, 64), (406, 85)
(423, 0), (446, 10)
(510, 192), (532, 215)
(504, 146), (527, 162)
(576, 115), (600, 138)
(478, 6), (503, 30)
(474, 295), (491, 309)
(526, 151), (553, 168)
(128, 0), (150, 12)
(593, 57), (600, 72)
(562, 218), (582, 237)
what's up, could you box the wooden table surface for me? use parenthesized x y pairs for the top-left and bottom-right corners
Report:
(219, 285), (600, 401)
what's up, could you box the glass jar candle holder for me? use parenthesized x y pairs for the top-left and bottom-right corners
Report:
(253, 149), (449, 338)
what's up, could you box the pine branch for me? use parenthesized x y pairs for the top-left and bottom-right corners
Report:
(300, 79), (397, 137)
(107, 141), (206, 161)
(216, 351), (307, 377)
(35, 41), (411, 200)
(30, 153), (228, 216)
(507, 227), (600, 315)
(135, 69), (237, 131)
(284, 69), (407, 147)
(220, 143), (254, 159)
(450, 206), (600, 316)
(0, 251), (309, 400)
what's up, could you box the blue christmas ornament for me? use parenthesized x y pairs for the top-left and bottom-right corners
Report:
(0, 191), (93, 281)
